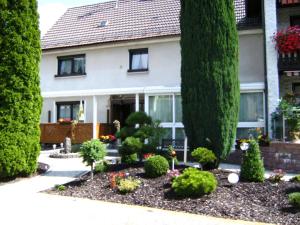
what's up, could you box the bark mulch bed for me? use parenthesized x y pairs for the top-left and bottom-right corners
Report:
(47, 164), (300, 225)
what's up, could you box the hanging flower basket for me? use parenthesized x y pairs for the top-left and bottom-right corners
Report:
(273, 26), (300, 54)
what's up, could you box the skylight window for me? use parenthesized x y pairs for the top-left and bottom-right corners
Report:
(99, 20), (108, 28)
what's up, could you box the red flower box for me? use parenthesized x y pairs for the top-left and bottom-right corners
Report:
(273, 26), (300, 54)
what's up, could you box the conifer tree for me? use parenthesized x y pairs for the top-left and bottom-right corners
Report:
(0, 0), (42, 178)
(180, 0), (240, 163)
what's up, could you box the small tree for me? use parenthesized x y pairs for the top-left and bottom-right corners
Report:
(80, 139), (106, 179)
(240, 140), (265, 182)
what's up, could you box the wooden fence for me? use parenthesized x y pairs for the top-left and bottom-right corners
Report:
(40, 123), (114, 144)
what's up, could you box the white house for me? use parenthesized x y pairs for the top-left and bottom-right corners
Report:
(40, 0), (300, 143)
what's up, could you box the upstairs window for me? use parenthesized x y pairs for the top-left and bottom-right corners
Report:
(128, 48), (148, 72)
(57, 55), (86, 77)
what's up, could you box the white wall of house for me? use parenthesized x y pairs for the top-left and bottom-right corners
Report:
(40, 33), (266, 139)
(41, 34), (265, 94)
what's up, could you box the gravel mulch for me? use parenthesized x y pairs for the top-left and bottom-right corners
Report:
(47, 165), (300, 225)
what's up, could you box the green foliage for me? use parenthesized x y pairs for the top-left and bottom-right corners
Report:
(191, 147), (217, 170)
(240, 140), (265, 182)
(172, 168), (217, 197)
(80, 140), (106, 166)
(94, 161), (108, 173)
(55, 185), (66, 191)
(276, 98), (300, 132)
(121, 153), (138, 165)
(0, 0), (42, 178)
(180, 1), (240, 162)
(119, 136), (142, 165)
(117, 178), (141, 194)
(116, 127), (136, 141)
(142, 143), (157, 154)
(125, 112), (152, 127)
(80, 139), (106, 179)
(144, 155), (169, 178)
(288, 192), (300, 208)
(120, 137), (143, 155)
(290, 175), (300, 183)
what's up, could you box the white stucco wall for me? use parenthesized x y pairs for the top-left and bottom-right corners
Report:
(40, 34), (266, 123)
(40, 35), (265, 93)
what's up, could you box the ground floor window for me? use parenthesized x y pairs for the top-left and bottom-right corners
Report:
(237, 91), (265, 139)
(56, 101), (83, 121)
(146, 91), (265, 140)
(146, 94), (183, 139)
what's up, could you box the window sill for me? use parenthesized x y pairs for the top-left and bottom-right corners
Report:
(54, 74), (87, 78)
(127, 69), (149, 75)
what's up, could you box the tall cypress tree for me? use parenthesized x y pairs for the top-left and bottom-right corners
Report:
(180, 0), (240, 162)
(0, 0), (42, 178)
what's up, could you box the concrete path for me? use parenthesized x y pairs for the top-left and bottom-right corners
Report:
(0, 153), (274, 225)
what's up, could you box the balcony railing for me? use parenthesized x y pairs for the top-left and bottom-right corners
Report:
(278, 51), (300, 72)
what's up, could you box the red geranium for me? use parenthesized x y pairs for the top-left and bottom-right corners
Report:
(273, 26), (300, 54)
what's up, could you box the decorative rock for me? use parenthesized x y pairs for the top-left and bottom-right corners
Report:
(63, 137), (72, 154)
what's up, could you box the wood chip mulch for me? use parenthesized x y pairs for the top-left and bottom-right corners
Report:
(47, 165), (300, 225)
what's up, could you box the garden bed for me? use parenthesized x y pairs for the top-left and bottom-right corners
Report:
(47, 165), (300, 225)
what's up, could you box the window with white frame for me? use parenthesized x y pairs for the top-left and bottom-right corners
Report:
(237, 91), (265, 139)
(147, 94), (184, 139)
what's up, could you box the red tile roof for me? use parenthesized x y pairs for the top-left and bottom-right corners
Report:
(41, 0), (255, 50)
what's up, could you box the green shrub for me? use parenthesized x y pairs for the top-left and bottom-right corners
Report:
(120, 137), (143, 155)
(141, 143), (157, 155)
(71, 144), (82, 153)
(144, 155), (169, 178)
(125, 112), (152, 127)
(191, 147), (217, 170)
(121, 153), (138, 165)
(172, 168), (217, 197)
(55, 185), (66, 191)
(288, 192), (300, 208)
(290, 175), (300, 183)
(0, 1), (42, 179)
(117, 178), (141, 194)
(116, 127), (136, 141)
(240, 140), (265, 182)
(94, 161), (108, 173)
(80, 139), (106, 179)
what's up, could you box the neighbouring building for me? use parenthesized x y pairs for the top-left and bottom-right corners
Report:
(40, 0), (299, 145)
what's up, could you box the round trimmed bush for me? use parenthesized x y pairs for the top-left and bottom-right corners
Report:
(288, 192), (300, 208)
(191, 147), (217, 170)
(172, 167), (217, 197)
(144, 155), (169, 178)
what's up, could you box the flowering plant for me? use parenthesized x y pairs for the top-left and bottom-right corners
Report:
(268, 169), (285, 183)
(143, 153), (155, 159)
(109, 172), (126, 189)
(167, 169), (180, 181)
(58, 118), (73, 124)
(273, 26), (300, 54)
(100, 135), (116, 144)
